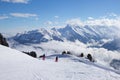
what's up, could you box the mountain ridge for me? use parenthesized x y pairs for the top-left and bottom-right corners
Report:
(8, 24), (120, 51)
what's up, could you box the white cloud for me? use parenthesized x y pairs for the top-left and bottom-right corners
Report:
(54, 21), (59, 25)
(44, 21), (53, 25)
(88, 17), (94, 20)
(66, 18), (84, 26)
(66, 15), (120, 27)
(0, 16), (9, 20)
(10, 13), (37, 18)
(108, 13), (117, 17)
(1, 0), (29, 4)
(85, 18), (120, 27)
(44, 21), (62, 28)
(54, 16), (59, 18)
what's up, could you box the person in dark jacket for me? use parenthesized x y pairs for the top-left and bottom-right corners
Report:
(55, 56), (58, 62)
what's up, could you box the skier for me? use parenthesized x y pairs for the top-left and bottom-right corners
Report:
(55, 56), (58, 62)
(42, 54), (45, 60)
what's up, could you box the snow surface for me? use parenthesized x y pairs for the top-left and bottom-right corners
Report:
(0, 45), (120, 80)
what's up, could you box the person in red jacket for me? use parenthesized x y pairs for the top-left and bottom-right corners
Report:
(42, 54), (45, 60)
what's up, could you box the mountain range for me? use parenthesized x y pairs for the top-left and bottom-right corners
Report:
(8, 24), (120, 51)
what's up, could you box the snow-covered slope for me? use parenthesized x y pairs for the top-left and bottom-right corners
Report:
(0, 44), (120, 80)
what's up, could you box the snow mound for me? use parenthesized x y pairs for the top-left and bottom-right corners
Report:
(0, 45), (120, 80)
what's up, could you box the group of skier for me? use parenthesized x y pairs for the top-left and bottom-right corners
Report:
(39, 51), (95, 62)
(39, 54), (58, 62)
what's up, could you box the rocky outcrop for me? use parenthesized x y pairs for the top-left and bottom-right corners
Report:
(0, 33), (9, 47)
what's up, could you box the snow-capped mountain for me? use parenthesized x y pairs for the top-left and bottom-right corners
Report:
(0, 44), (120, 80)
(8, 24), (120, 50)
(11, 28), (63, 44)
(58, 25), (119, 43)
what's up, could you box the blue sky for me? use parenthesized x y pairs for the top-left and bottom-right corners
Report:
(0, 0), (120, 33)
